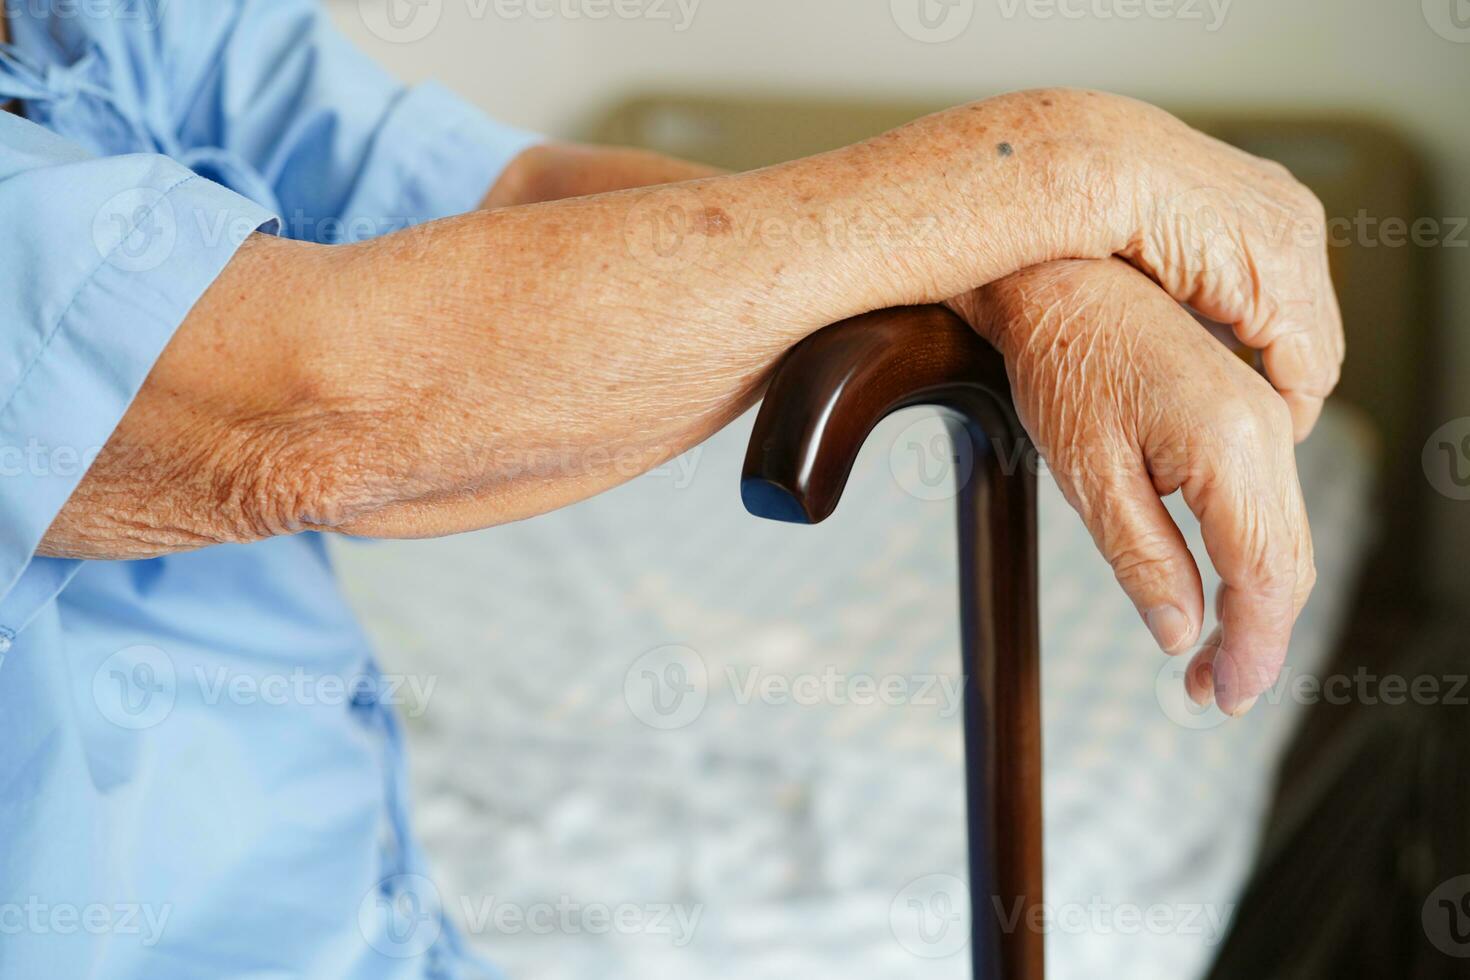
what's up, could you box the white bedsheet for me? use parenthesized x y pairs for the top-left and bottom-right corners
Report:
(333, 400), (1376, 980)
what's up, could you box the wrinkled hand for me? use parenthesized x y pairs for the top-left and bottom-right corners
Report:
(928, 89), (1343, 441)
(1108, 97), (1344, 441)
(951, 258), (1316, 715)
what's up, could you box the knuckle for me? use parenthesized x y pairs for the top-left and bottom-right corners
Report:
(1294, 544), (1318, 608)
(1298, 559), (1319, 598)
(1108, 535), (1177, 591)
(1324, 362), (1343, 396)
(1258, 156), (1295, 184)
(1225, 509), (1298, 599)
(1249, 553), (1298, 599)
(1281, 175), (1327, 224)
(1206, 391), (1288, 453)
(1301, 186), (1328, 226)
(1262, 389), (1295, 433)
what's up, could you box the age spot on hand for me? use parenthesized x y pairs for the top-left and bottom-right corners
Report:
(702, 206), (733, 236)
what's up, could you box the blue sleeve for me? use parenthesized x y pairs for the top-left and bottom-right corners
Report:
(0, 113), (278, 642)
(169, 0), (542, 242)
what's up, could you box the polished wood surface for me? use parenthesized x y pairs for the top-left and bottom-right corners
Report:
(742, 305), (1043, 980)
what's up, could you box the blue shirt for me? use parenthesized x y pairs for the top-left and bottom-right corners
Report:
(0, 3), (539, 977)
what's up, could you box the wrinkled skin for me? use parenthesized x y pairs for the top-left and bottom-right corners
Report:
(36, 91), (1341, 715)
(1106, 109), (1344, 442)
(951, 258), (1314, 715)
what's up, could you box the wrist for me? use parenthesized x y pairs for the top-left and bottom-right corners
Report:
(842, 89), (1135, 307)
(1002, 89), (1138, 261)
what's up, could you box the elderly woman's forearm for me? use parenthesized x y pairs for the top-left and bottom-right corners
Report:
(39, 87), (1340, 557)
(262, 125), (1082, 540)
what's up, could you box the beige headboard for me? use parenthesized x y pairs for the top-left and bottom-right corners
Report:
(588, 95), (1437, 604)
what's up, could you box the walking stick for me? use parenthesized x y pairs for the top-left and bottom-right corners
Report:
(741, 305), (1043, 980)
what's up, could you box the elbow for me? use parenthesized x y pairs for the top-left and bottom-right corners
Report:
(215, 404), (405, 542)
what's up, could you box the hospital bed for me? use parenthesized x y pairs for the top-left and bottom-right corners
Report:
(331, 97), (1435, 979)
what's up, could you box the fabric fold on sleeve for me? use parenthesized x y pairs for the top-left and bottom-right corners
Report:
(0, 117), (278, 636)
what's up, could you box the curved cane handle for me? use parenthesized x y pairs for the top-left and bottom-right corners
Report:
(742, 305), (1043, 980)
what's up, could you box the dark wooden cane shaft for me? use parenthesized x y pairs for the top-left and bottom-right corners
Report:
(741, 305), (1043, 980)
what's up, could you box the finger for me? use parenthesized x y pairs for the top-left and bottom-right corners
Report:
(1280, 390), (1325, 442)
(1181, 206), (1343, 442)
(1258, 323), (1338, 442)
(1185, 626), (1221, 706)
(1057, 453), (1206, 656)
(1180, 401), (1310, 715)
(1250, 243), (1342, 441)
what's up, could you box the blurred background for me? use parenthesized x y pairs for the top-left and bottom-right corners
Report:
(322, 1), (1470, 977)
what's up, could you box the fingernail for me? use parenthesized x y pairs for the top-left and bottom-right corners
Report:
(1213, 655), (1252, 716)
(1189, 661), (1214, 707)
(1145, 605), (1191, 654)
